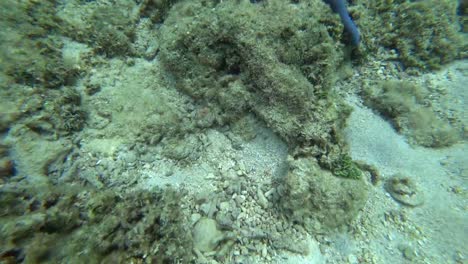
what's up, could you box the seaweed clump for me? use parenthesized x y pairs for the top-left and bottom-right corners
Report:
(0, 0), (82, 88)
(356, 0), (465, 71)
(139, 0), (181, 23)
(0, 184), (193, 263)
(332, 154), (363, 180)
(363, 80), (460, 147)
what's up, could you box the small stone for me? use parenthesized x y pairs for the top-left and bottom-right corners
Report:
(223, 180), (230, 188)
(219, 201), (230, 211)
(235, 195), (246, 205)
(261, 244), (267, 258)
(122, 152), (137, 163)
(398, 244), (417, 261)
(216, 211), (233, 228)
(275, 222), (284, 232)
(200, 203), (211, 215)
(348, 254), (358, 264)
(239, 163), (247, 173)
(192, 218), (224, 253)
(237, 212), (246, 220)
(257, 188), (268, 209)
(241, 247), (249, 255)
(265, 188), (275, 197)
(191, 213), (202, 226)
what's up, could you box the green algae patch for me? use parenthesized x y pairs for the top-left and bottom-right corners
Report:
(363, 80), (461, 147)
(67, 0), (139, 57)
(332, 154), (363, 180)
(356, 0), (465, 71)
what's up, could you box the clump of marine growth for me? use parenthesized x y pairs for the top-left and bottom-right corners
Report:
(160, 0), (350, 164)
(363, 80), (461, 147)
(356, 0), (465, 71)
(0, 184), (193, 263)
(159, 0), (368, 231)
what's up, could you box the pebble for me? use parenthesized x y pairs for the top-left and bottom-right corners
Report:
(261, 244), (267, 258)
(200, 202), (217, 217)
(348, 254), (358, 264)
(219, 201), (230, 211)
(235, 195), (246, 205)
(265, 188), (275, 197)
(223, 180), (230, 188)
(276, 222), (284, 232)
(191, 213), (202, 226)
(257, 188), (268, 209)
(241, 247), (249, 255)
(192, 218), (225, 253)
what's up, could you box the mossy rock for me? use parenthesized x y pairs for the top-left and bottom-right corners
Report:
(0, 185), (193, 263)
(16, 86), (86, 136)
(0, 0), (82, 88)
(356, 0), (465, 71)
(159, 0), (351, 163)
(280, 157), (368, 231)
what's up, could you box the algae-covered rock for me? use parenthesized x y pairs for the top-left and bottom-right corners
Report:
(385, 0), (464, 70)
(356, 0), (465, 71)
(57, 0), (139, 57)
(280, 157), (368, 231)
(0, 185), (193, 263)
(159, 0), (351, 163)
(0, 0), (82, 88)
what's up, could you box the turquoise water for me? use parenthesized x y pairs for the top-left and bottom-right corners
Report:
(0, 0), (466, 263)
